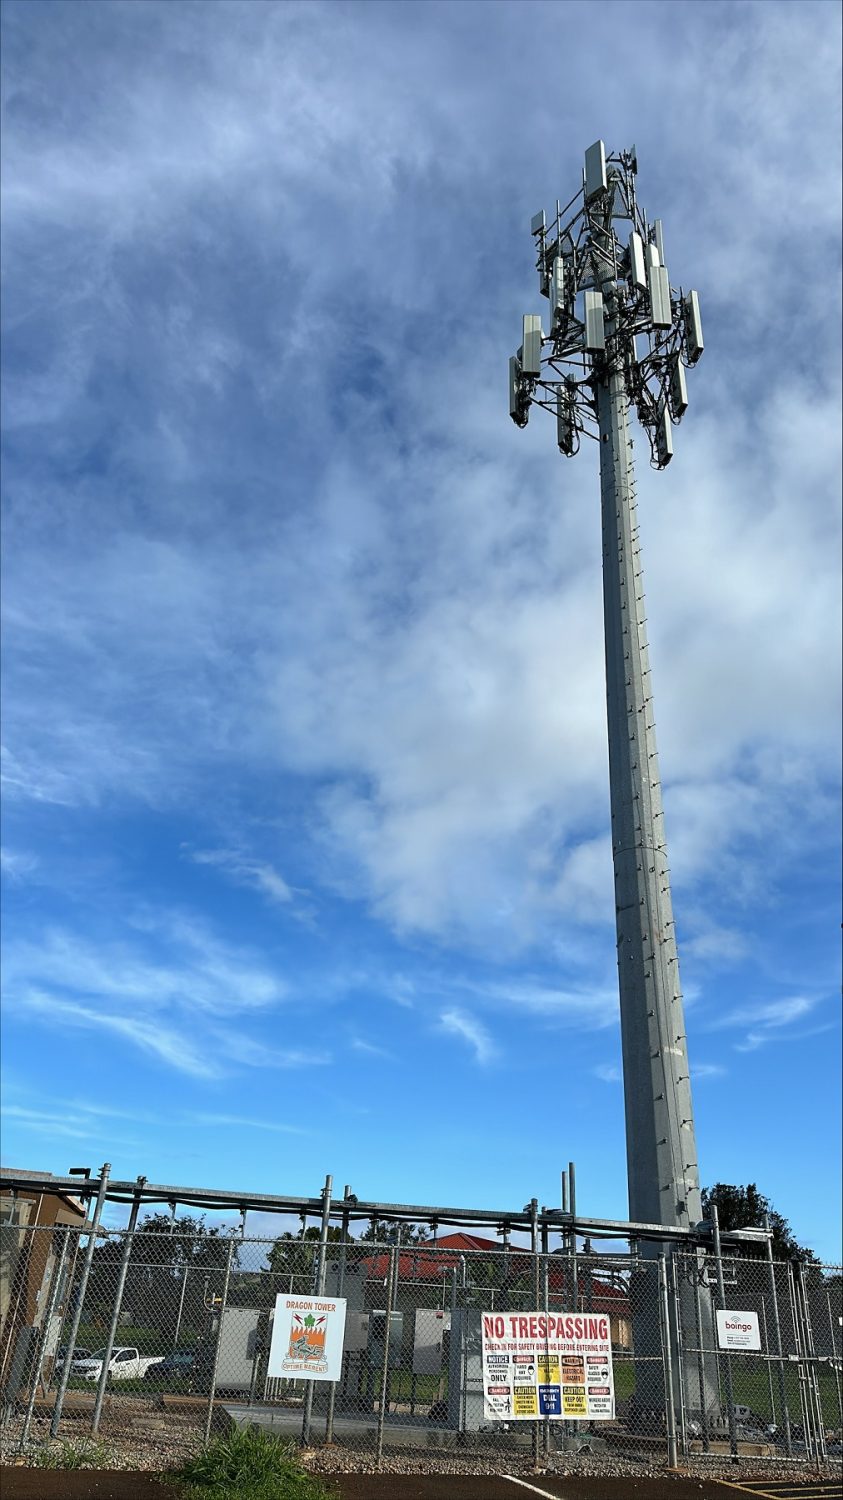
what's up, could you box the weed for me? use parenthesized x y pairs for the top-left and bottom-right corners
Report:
(174, 1424), (336, 1499)
(29, 1437), (113, 1469)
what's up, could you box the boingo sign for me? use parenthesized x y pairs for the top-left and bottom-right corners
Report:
(716, 1310), (761, 1351)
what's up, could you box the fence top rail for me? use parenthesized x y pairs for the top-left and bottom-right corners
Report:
(0, 1168), (775, 1248)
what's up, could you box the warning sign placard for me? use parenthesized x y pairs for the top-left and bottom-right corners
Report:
(480, 1311), (615, 1421)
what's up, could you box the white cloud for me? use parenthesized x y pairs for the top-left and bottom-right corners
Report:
(15, 990), (219, 1078)
(594, 1064), (621, 1084)
(439, 1008), (496, 1066)
(185, 846), (294, 906)
(0, 846), (38, 881)
(718, 995), (825, 1052)
(0, 914), (330, 1079)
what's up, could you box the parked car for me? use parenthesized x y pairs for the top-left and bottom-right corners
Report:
(143, 1350), (196, 1382)
(55, 1346), (90, 1370)
(71, 1346), (164, 1381)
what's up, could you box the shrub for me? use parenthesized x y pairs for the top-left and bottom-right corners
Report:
(174, 1425), (336, 1500)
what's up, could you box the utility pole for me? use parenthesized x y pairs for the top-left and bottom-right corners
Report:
(510, 142), (710, 1418)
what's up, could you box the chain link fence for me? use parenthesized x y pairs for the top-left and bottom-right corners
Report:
(1, 1218), (840, 1475)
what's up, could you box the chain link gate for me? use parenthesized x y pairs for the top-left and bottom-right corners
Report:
(1, 1217), (840, 1478)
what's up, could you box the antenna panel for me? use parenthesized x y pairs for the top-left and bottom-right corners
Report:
(584, 140), (607, 202)
(521, 314), (543, 375)
(628, 232), (647, 291)
(656, 407), (674, 466)
(550, 257), (566, 327)
(648, 265), (671, 328)
(653, 219), (666, 265)
(684, 290), (704, 363)
(556, 387), (575, 455)
(669, 356), (688, 417)
(645, 241), (660, 270)
(531, 210), (546, 236)
(509, 355), (528, 427)
(584, 290), (605, 352)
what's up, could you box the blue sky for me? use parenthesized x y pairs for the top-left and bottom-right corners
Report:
(1, 0), (841, 1260)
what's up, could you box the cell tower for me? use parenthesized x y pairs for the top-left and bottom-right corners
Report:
(509, 142), (705, 1238)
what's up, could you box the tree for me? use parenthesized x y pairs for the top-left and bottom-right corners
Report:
(701, 1183), (817, 1263)
(358, 1221), (430, 1245)
(85, 1213), (235, 1341)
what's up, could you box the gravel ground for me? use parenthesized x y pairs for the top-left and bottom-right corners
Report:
(2, 1403), (840, 1489)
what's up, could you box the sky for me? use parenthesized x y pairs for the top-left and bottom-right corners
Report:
(1, 0), (841, 1261)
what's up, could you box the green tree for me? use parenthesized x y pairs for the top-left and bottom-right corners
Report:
(358, 1221), (430, 1245)
(85, 1213), (235, 1342)
(701, 1183), (817, 1262)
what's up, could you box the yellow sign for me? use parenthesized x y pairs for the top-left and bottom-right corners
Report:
(513, 1386), (538, 1417)
(537, 1356), (560, 1384)
(562, 1385), (588, 1416)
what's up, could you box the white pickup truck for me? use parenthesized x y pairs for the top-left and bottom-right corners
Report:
(71, 1346), (164, 1382)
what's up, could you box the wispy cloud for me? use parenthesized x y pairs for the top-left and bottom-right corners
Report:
(439, 1008), (496, 1065)
(0, 915), (326, 1079)
(187, 1113), (310, 1136)
(723, 996), (823, 1052)
(350, 1037), (393, 1060)
(0, 846), (38, 881)
(183, 845), (295, 907)
(17, 990), (221, 1078)
(1, 1102), (140, 1146)
(691, 1062), (726, 1080)
(594, 1063), (621, 1084)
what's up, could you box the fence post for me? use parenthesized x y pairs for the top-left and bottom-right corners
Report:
(763, 1215), (792, 1456)
(658, 1254), (678, 1467)
(202, 1238), (235, 1447)
(325, 1184), (351, 1444)
(19, 1228), (70, 1450)
(50, 1162), (111, 1438)
(375, 1246), (396, 1470)
(668, 1254), (687, 1460)
(540, 1215), (551, 1457)
(798, 1261), (827, 1469)
(710, 1207), (737, 1459)
(826, 1283), (843, 1435)
(302, 1173), (333, 1447)
(758, 1300), (776, 1432)
(690, 1257), (710, 1452)
(91, 1177), (146, 1437)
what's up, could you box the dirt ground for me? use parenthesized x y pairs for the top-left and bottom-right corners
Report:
(3, 1469), (842, 1500)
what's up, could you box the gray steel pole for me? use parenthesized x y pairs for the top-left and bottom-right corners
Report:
(202, 1238), (235, 1447)
(375, 1247), (397, 1469)
(759, 1300), (776, 1430)
(302, 1173), (333, 1447)
(826, 1286), (842, 1432)
(92, 1177), (146, 1436)
(669, 1254), (687, 1458)
(763, 1214), (792, 1456)
(596, 333), (701, 1236)
(50, 1162), (111, 1437)
(19, 1228), (70, 1450)
(798, 1261), (827, 1467)
(711, 1207), (737, 1457)
(325, 1184), (351, 1444)
(691, 1261), (710, 1451)
(658, 1254), (678, 1467)
(172, 1264), (189, 1354)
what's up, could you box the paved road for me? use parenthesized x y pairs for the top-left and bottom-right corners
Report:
(5, 1469), (841, 1500)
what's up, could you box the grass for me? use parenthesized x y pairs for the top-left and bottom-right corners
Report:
(29, 1438), (112, 1469)
(172, 1427), (337, 1500)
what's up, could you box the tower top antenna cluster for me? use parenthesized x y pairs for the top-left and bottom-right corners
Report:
(509, 140), (704, 468)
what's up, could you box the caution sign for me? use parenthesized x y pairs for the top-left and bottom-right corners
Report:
(480, 1311), (615, 1421)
